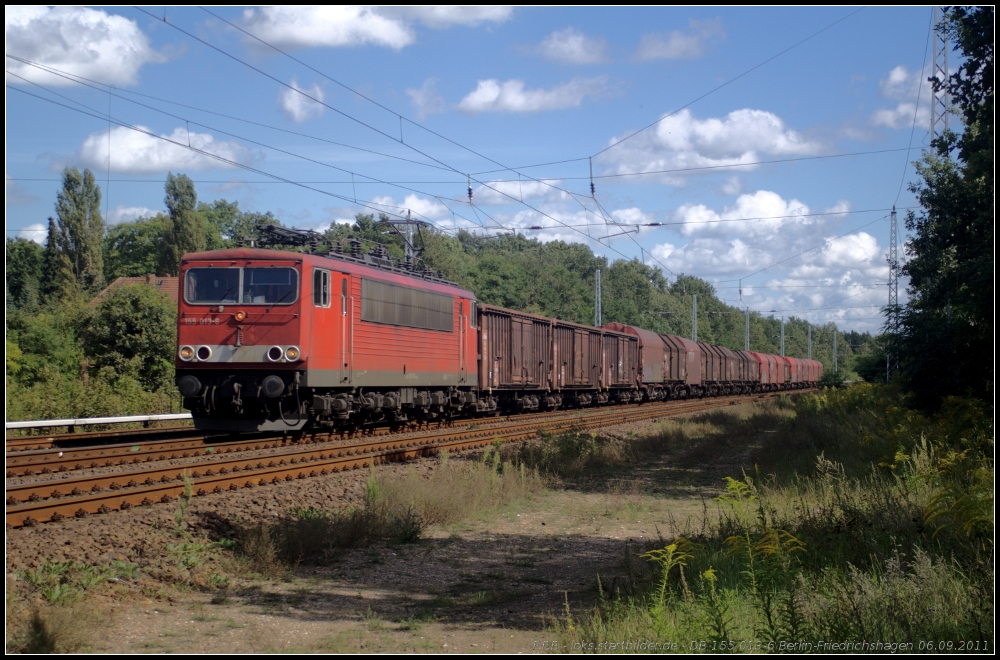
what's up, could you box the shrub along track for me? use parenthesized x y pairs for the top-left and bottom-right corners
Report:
(5, 391), (811, 529)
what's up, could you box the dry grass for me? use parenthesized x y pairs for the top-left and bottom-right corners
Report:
(375, 449), (546, 526)
(6, 605), (106, 653)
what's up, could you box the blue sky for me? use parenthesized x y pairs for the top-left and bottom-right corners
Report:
(6, 6), (941, 332)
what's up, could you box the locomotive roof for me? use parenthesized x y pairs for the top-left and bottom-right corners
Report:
(180, 247), (476, 299)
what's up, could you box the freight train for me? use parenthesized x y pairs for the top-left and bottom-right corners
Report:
(175, 242), (821, 432)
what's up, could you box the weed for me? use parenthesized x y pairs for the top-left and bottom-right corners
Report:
(173, 473), (194, 537)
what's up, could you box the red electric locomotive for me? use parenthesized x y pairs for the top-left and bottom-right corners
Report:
(175, 243), (478, 432)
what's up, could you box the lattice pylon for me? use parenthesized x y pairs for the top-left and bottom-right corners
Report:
(930, 6), (950, 140)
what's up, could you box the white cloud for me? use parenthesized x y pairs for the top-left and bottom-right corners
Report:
(644, 191), (890, 329)
(662, 237), (770, 277)
(610, 207), (654, 225)
(108, 205), (161, 225)
(239, 6), (511, 52)
(379, 6), (513, 28)
(458, 76), (612, 113)
(537, 28), (608, 64)
(241, 7), (414, 51)
(871, 103), (928, 130)
(6, 177), (38, 205)
(870, 65), (931, 130)
(75, 125), (256, 175)
(370, 194), (451, 220)
(879, 65), (919, 100)
(672, 190), (813, 237)
(599, 108), (821, 183)
(280, 79), (325, 123)
(473, 179), (567, 205)
(5, 6), (163, 87)
(650, 241), (675, 261)
(815, 232), (881, 268)
(721, 175), (742, 196)
(634, 18), (724, 61)
(14, 223), (47, 244)
(406, 78), (446, 119)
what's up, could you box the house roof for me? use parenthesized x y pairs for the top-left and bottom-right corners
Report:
(95, 274), (179, 305)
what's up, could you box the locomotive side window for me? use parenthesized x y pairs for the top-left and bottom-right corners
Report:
(184, 267), (240, 304)
(313, 269), (331, 307)
(341, 279), (348, 315)
(242, 267), (298, 305)
(360, 278), (453, 332)
(470, 301), (476, 327)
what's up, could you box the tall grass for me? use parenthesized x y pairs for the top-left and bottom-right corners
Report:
(556, 385), (994, 650)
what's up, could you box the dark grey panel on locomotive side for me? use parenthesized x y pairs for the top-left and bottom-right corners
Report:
(360, 277), (454, 332)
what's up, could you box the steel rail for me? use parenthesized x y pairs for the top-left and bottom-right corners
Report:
(5, 392), (810, 528)
(5, 394), (766, 477)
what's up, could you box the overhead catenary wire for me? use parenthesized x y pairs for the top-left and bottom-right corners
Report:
(4, 61), (481, 230)
(137, 5), (914, 297)
(725, 214), (891, 284)
(591, 7), (865, 159)
(4, 53), (455, 176)
(6, 84), (468, 234)
(185, 7), (894, 289)
(518, 206), (915, 230)
(136, 7), (647, 262)
(6, 67), (512, 238)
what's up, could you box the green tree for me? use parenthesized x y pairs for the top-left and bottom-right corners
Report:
(83, 284), (177, 390)
(162, 172), (205, 275)
(5, 237), (44, 311)
(897, 6), (993, 407)
(55, 167), (105, 292)
(103, 214), (171, 280)
(228, 210), (281, 246)
(40, 217), (76, 301)
(6, 304), (88, 387)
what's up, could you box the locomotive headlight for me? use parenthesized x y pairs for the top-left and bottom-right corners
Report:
(179, 345), (195, 361)
(285, 346), (301, 361)
(196, 346), (213, 361)
(267, 346), (284, 362)
(235, 310), (247, 322)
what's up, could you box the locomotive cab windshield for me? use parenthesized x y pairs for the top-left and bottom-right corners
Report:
(184, 266), (298, 305)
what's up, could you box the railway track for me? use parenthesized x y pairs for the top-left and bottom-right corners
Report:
(5, 391), (811, 528)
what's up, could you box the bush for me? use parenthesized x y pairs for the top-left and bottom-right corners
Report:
(84, 283), (177, 390)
